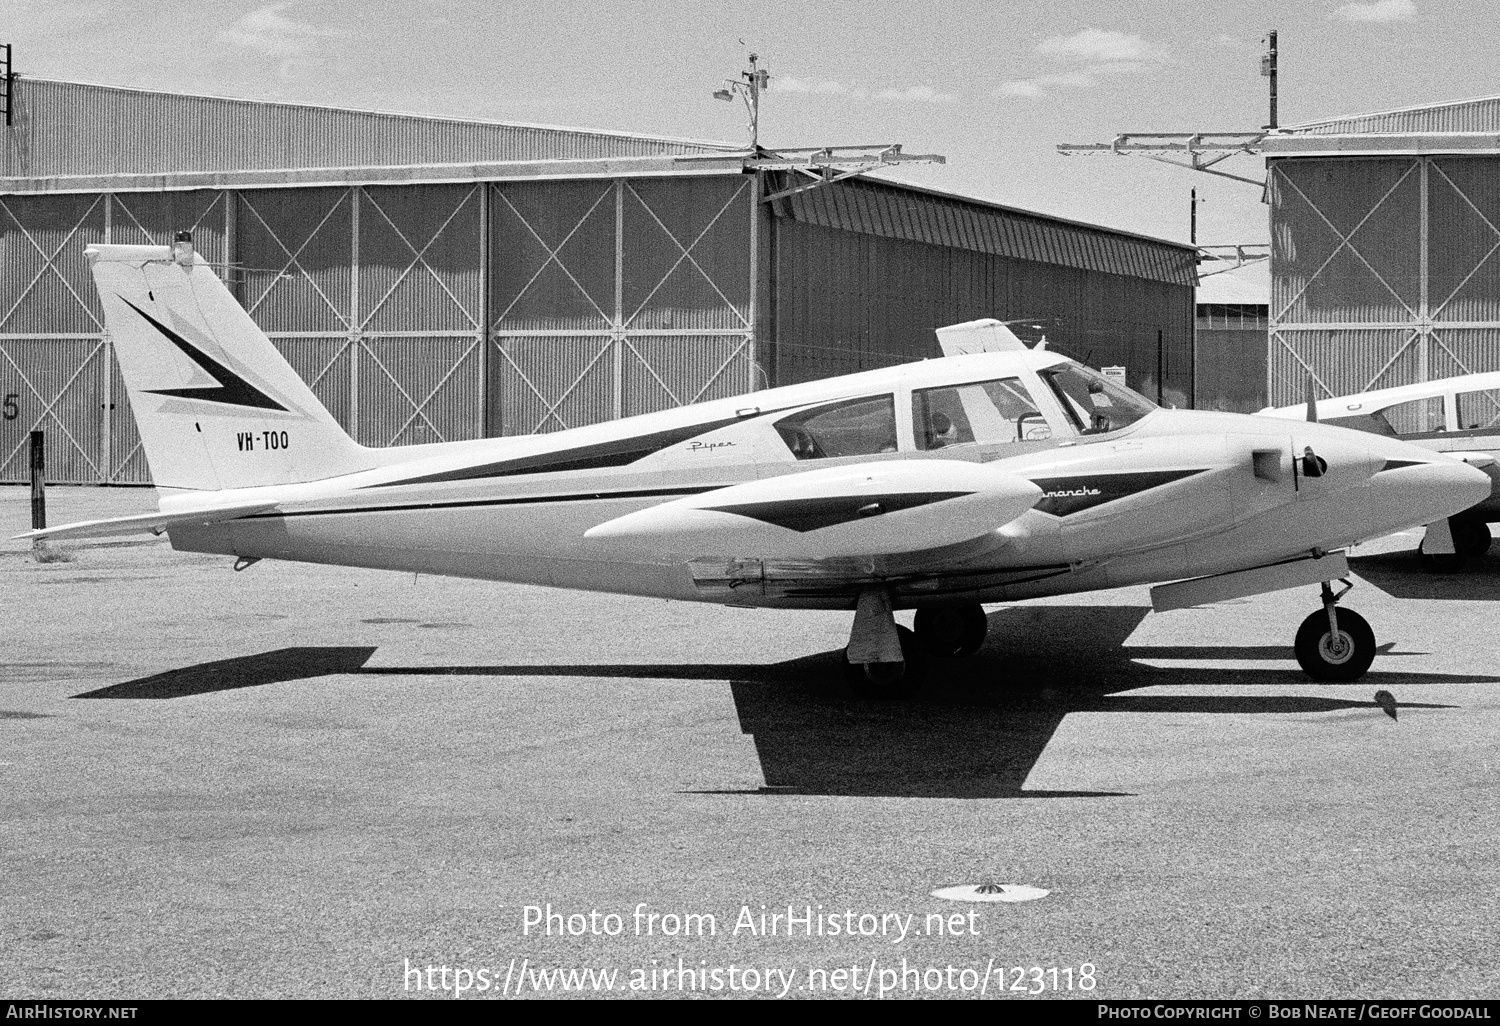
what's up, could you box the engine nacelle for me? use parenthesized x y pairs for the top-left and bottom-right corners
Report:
(584, 459), (1042, 559)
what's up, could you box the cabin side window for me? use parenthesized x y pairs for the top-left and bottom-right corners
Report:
(1455, 388), (1500, 431)
(911, 377), (1050, 450)
(775, 395), (897, 460)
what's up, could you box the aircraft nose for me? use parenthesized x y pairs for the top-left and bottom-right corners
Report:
(1371, 448), (1493, 525)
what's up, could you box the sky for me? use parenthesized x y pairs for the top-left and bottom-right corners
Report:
(8, 0), (1500, 247)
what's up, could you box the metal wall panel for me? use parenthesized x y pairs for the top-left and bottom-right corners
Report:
(491, 181), (615, 331)
(621, 335), (752, 417)
(1430, 328), (1500, 379)
(0, 338), (105, 483)
(359, 185), (482, 334)
(777, 176), (1198, 288)
(1272, 328), (1418, 401)
(237, 188), (353, 334)
(0, 192), (105, 334)
(622, 178), (751, 331)
(109, 190), (227, 264)
(770, 217), (1195, 406)
(107, 357), (150, 485)
(1269, 158), (1420, 325)
(494, 334), (614, 434)
(357, 335), (483, 446)
(489, 176), (756, 434)
(1195, 327), (1268, 413)
(3, 78), (733, 180)
(1427, 157), (1500, 323)
(269, 337), (356, 435)
(1269, 154), (1500, 407)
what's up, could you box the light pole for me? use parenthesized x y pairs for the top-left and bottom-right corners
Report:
(713, 54), (770, 150)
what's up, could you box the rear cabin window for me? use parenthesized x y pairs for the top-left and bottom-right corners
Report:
(1455, 388), (1500, 431)
(912, 377), (1050, 450)
(775, 395), (897, 460)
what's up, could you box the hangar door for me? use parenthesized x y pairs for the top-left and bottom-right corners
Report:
(489, 176), (756, 434)
(1, 174), (758, 483)
(1270, 156), (1500, 420)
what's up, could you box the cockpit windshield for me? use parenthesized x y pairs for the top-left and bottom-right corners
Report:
(1038, 363), (1157, 435)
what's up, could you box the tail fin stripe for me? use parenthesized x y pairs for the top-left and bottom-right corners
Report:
(122, 297), (287, 411)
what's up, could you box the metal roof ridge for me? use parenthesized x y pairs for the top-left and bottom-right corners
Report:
(19, 75), (748, 152)
(848, 171), (1197, 253)
(1281, 92), (1500, 132)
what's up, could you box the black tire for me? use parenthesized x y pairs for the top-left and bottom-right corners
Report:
(913, 604), (989, 657)
(1294, 608), (1376, 683)
(1453, 516), (1493, 559)
(843, 624), (927, 699)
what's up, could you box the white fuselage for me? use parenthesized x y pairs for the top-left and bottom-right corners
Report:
(164, 351), (1490, 610)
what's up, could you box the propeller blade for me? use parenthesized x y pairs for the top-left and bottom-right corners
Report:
(1305, 375), (1319, 423)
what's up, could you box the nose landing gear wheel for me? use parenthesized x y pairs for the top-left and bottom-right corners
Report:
(913, 603), (989, 657)
(844, 624), (927, 699)
(1294, 607), (1375, 682)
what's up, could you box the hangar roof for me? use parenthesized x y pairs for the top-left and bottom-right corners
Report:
(1262, 94), (1500, 157)
(0, 77), (748, 191)
(0, 77), (1196, 287)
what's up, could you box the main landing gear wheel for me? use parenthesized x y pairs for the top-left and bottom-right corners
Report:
(1294, 580), (1376, 683)
(844, 624), (927, 700)
(913, 603), (989, 657)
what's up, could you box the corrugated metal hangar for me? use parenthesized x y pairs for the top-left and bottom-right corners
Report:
(1264, 95), (1500, 423)
(1, 77), (1196, 485)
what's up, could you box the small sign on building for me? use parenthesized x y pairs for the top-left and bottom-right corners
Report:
(1101, 366), (1127, 385)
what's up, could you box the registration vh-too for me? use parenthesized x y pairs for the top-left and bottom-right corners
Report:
(21, 234), (1491, 695)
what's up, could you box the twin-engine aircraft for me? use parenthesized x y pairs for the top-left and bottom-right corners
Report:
(22, 236), (1491, 695)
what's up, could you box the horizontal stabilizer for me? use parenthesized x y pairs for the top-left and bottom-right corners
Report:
(585, 459), (1042, 559)
(14, 502), (277, 543)
(935, 319), (1028, 356)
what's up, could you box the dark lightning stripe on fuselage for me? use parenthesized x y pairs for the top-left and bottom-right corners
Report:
(706, 492), (971, 532)
(239, 486), (728, 521)
(121, 297), (288, 411)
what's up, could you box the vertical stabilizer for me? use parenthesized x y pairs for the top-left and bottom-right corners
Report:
(90, 241), (377, 494)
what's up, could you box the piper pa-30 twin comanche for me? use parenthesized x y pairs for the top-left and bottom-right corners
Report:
(22, 236), (1491, 695)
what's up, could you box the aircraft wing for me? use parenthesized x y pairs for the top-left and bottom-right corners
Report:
(13, 502), (279, 542)
(1445, 451), (1497, 470)
(585, 459), (1042, 559)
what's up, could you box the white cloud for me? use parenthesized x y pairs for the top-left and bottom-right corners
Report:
(218, 3), (344, 56)
(774, 76), (952, 103)
(874, 84), (956, 104)
(995, 62), (1149, 100)
(995, 80), (1048, 98)
(1035, 28), (1152, 63)
(1332, 0), (1416, 21)
(773, 76), (850, 96)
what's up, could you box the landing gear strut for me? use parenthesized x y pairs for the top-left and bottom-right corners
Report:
(1418, 515), (1492, 573)
(1293, 579), (1376, 683)
(912, 603), (988, 657)
(842, 589), (926, 699)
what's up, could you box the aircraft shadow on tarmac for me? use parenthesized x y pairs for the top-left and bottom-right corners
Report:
(74, 606), (1497, 800)
(1351, 548), (1500, 601)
